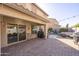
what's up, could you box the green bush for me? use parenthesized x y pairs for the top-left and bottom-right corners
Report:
(73, 23), (79, 27)
(48, 28), (53, 33)
(59, 28), (68, 32)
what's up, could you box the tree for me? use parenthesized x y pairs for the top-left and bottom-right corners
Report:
(73, 23), (79, 28)
(59, 28), (68, 32)
(48, 28), (53, 33)
(66, 24), (69, 29)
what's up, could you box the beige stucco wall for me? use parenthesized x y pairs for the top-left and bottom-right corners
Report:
(0, 4), (2, 47)
(47, 18), (59, 29)
(17, 3), (32, 11)
(43, 24), (48, 39)
(1, 18), (7, 47)
(31, 4), (48, 19)
(32, 4), (48, 18)
(0, 4), (48, 47)
(0, 5), (46, 25)
(1, 17), (48, 47)
(0, 22), (1, 47)
(16, 3), (48, 19)
(1, 16), (32, 47)
(0, 21), (1, 48)
(36, 8), (47, 18)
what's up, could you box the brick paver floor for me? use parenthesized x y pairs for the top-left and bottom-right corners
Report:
(1, 36), (79, 56)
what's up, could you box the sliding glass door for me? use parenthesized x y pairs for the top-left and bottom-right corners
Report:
(7, 24), (18, 43)
(18, 25), (26, 41)
(7, 24), (26, 44)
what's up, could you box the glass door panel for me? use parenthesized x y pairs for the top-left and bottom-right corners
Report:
(7, 24), (18, 43)
(18, 25), (26, 41)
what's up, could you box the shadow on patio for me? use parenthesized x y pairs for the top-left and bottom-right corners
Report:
(1, 38), (79, 56)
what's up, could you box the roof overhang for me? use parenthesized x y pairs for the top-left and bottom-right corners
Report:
(3, 3), (49, 23)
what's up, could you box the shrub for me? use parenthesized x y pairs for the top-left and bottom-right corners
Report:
(48, 28), (53, 33)
(59, 28), (68, 32)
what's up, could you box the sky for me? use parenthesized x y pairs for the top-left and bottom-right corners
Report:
(37, 3), (79, 27)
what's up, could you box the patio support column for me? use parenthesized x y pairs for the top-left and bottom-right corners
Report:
(1, 16), (7, 47)
(44, 24), (48, 39)
(0, 16), (2, 48)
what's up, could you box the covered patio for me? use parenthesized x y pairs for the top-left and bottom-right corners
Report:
(0, 3), (48, 48)
(1, 36), (79, 56)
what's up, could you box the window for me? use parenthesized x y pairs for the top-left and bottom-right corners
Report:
(31, 26), (38, 34)
(18, 25), (26, 41)
(7, 24), (18, 43)
(7, 24), (26, 44)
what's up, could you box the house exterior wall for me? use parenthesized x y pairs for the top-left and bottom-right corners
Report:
(0, 15), (7, 48)
(47, 18), (60, 33)
(0, 16), (2, 47)
(47, 18), (60, 29)
(0, 3), (49, 47)
(31, 3), (48, 19)
(1, 16), (37, 47)
(0, 5), (47, 25)
(17, 3), (32, 11)
(16, 3), (48, 19)
(1, 16), (32, 47)
(0, 22), (1, 46)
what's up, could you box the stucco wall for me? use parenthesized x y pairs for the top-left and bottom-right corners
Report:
(0, 5), (46, 25)
(17, 3), (32, 11)
(31, 4), (48, 18)
(1, 18), (7, 47)
(36, 8), (47, 18)
(1, 16), (32, 47)
(16, 3), (48, 19)
(0, 15), (2, 48)
(47, 18), (60, 30)
(0, 22), (1, 46)
(0, 4), (48, 47)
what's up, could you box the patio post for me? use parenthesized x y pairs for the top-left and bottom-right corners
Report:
(0, 16), (1, 48)
(44, 24), (48, 39)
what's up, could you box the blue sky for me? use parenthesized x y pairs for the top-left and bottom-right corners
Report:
(37, 3), (79, 27)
